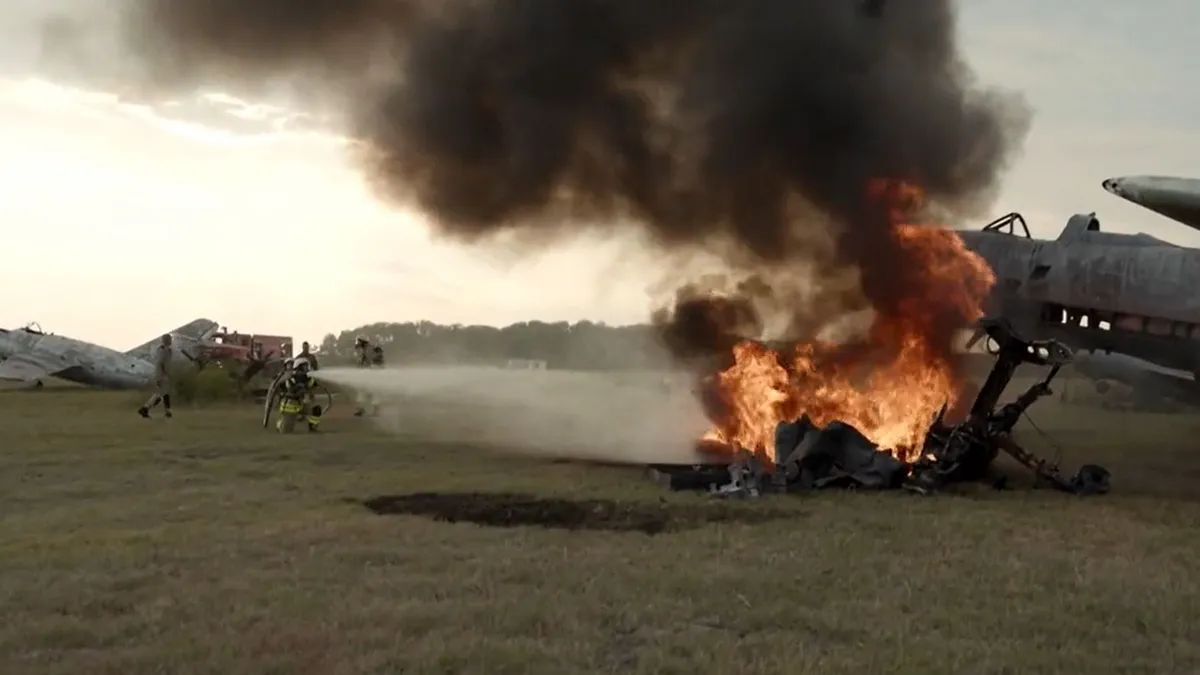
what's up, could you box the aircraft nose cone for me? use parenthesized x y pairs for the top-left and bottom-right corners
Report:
(1102, 177), (1121, 195)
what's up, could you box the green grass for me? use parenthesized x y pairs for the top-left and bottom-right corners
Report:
(1, 380), (1198, 674)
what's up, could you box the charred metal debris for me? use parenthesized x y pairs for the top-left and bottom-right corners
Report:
(650, 319), (1112, 498)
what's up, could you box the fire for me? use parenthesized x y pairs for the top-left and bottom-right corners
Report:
(701, 180), (995, 464)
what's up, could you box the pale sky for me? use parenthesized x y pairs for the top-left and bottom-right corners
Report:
(1, 2), (1197, 350)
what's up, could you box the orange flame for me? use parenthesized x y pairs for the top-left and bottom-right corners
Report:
(701, 179), (995, 464)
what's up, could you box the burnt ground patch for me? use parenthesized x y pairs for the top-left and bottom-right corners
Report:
(359, 492), (791, 534)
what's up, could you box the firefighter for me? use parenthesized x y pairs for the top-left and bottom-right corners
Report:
(276, 356), (322, 432)
(138, 334), (174, 419)
(296, 341), (320, 371)
(353, 336), (383, 417)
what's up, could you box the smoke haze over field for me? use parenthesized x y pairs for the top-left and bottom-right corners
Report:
(318, 366), (709, 464)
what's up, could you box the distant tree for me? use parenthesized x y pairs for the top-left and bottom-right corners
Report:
(319, 320), (674, 370)
(319, 333), (337, 353)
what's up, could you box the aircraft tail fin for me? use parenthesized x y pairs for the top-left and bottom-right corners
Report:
(124, 319), (220, 359)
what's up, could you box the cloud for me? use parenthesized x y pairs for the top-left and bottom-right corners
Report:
(0, 76), (345, 148)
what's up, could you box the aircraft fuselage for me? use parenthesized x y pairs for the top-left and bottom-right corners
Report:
(0, 329), (156, 389)
(959, 213), (1200, 378)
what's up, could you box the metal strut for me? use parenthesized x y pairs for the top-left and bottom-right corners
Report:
(911, 318), (1110, 495)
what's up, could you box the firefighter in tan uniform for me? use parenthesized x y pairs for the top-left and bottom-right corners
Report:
(353, 336), (384, 417)
(138, 334), (174, 419)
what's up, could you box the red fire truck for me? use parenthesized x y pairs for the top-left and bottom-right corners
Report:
(201, 328), (294, 381)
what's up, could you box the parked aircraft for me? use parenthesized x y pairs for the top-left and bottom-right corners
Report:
(0, 319), (219, 389)
(958, 175), (1200, 409)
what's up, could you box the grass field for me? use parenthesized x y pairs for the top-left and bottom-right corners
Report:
(1, 378), (1199, 675)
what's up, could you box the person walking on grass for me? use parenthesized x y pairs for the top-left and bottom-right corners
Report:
(138, 333), (174, 419)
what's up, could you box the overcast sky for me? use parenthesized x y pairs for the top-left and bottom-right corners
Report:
(1, 1), (1196, 349)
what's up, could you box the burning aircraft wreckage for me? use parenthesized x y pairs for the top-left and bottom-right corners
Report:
(653, 318), (1111, 498)
(651, 191), (1112, 500)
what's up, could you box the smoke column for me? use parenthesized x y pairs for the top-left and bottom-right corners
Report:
(123, 0), (1029, 358)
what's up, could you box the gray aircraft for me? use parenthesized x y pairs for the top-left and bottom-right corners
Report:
(0, 319), (219, 389)
(958, 175), (1200, 408)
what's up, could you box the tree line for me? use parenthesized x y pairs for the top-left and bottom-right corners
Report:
(315, 320), (1001, 373)
(316, 320), (676, 371)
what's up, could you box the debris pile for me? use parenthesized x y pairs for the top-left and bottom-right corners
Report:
(774, 418), (908, 491)
(654, 319), (1112, 498)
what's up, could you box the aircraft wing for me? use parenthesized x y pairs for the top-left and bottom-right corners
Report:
(124, 318), (221, 357)
(191, 320), (221, 342)
(0, 353), (60, 382)
(1102, 175), (1200, 233)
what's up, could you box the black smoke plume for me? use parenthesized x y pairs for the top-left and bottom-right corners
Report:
(123, 0), (1028, 362)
